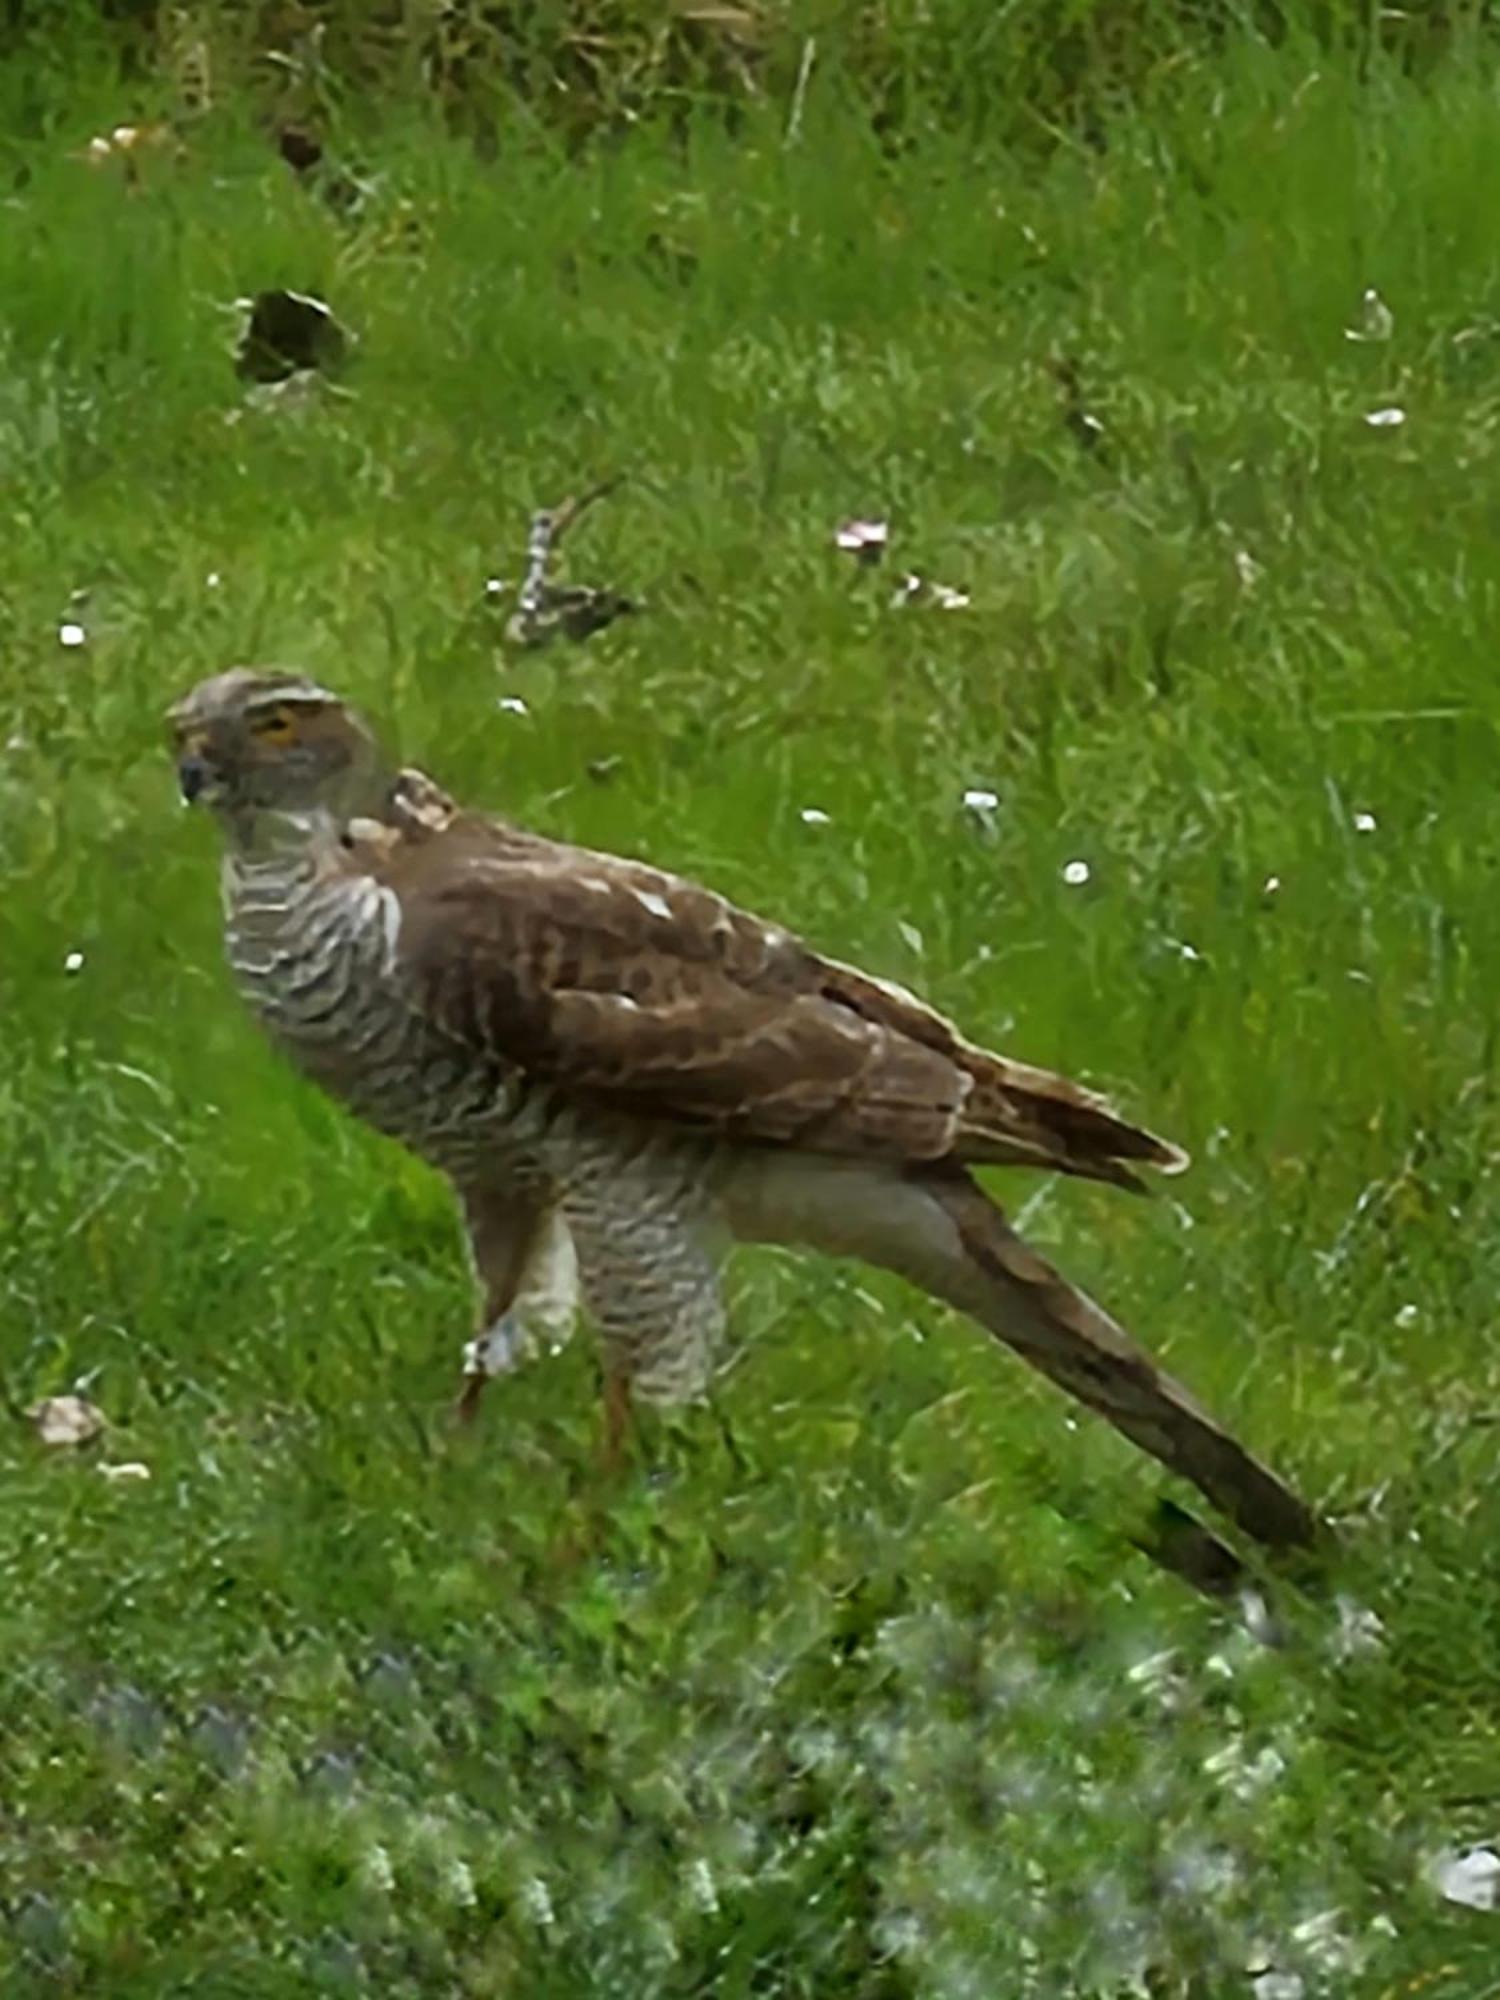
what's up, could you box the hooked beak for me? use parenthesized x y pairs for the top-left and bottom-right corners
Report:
(177, 751), (215, 804)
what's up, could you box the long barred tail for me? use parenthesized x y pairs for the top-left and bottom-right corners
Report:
(723, 1151), (1321, 1559)
(925, 1174), (1320, 1554)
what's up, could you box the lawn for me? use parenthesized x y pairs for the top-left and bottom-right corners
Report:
(4, 8), (1500, 1993)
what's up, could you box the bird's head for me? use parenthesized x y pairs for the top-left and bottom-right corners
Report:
(167, 669), (393, 842)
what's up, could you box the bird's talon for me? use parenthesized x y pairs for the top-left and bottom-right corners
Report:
(463, 1313), (529, 1382)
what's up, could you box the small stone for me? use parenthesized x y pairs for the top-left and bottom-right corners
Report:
(799, 807), (831, 826)
(1353, 810), (1377, 834)
(63, 950), (85, 974)
(1061, 859), (1090, 886)
(58, 622), (87, 648)
(1364, 406), (1406, 429)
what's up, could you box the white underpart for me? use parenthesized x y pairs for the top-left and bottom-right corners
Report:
(463, 1210), (581, 1379)
(723, 1152), (967, 1269)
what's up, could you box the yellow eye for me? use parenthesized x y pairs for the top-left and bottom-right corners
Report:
(252, 706), (298, 742)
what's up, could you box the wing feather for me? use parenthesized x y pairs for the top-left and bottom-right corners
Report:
(381, 812), (1181, 1182)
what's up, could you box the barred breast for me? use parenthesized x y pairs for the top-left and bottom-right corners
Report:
(223, 849), (531, 1178)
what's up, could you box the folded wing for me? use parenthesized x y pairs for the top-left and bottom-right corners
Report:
(384, 815), (1185, 1188)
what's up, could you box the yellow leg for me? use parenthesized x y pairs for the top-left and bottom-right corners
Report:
(602, 1365), (634, 1473)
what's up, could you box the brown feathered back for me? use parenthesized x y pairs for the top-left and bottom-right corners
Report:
(365, 793), (1185, 1191)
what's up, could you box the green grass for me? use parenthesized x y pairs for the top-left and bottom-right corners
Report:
(6, 17), (1500, 1996)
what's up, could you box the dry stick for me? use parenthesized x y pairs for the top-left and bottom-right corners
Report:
(512, 477), (623, 645)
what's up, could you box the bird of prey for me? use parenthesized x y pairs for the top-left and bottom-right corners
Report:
(168, 668), (1317, 1560)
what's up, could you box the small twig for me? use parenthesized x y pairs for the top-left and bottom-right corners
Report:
(514, 510), (557, 627)
(506, 476), (633, 650)
(516, 477), (622, 623)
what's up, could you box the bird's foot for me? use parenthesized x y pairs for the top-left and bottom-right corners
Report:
(453, 1312), (531, 1424)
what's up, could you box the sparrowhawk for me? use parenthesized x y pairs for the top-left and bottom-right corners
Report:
(168, 668), (1317, 1558)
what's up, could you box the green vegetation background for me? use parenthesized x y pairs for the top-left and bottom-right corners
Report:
(4, 3), (1500, 1993)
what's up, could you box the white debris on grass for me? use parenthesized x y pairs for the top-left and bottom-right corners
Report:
(29, 1395), (105, 1446)
(1434, 1847), (1500, 1911)
(1345, 287), (1394, 343)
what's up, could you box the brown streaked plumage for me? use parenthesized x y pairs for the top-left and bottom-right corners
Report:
(168, 668), (1319, 1563)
